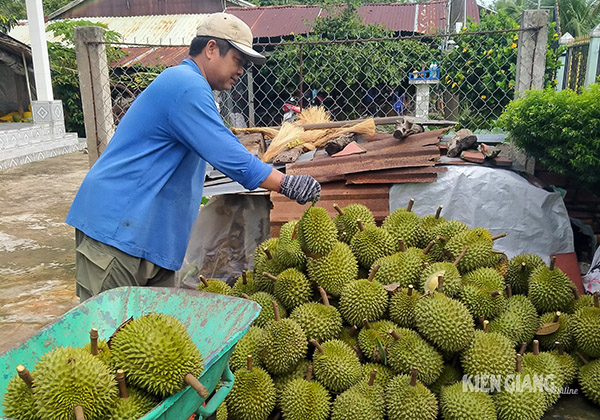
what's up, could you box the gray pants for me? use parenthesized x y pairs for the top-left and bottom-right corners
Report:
(75, 230), (176, 302)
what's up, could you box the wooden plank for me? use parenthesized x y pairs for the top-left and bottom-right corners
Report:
(298, 116), (457, 130)
(345, 173), (438, 184)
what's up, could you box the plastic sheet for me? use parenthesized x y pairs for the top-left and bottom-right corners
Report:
(177, 194), (271, 289)
(583, 246), (600, 294)
(389, 165), (574, 262)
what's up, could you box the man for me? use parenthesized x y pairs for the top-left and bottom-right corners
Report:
(66, 13), (321, 302)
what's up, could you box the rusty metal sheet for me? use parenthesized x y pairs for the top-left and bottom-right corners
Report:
(113, 46), (188, 67)
(344, 166), (447, 184)
(228, 5), (320, 38)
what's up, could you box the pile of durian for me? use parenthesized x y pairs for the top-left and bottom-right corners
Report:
(197, 200), (600, 420)
(2, 313), (210, 420)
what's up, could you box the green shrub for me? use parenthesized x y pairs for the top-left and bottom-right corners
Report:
(498, 84), (600, 191)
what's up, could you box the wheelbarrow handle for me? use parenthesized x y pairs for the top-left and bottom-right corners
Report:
(195, 364), (235, 419)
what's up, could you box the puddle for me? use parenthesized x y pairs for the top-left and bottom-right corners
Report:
(0, 232), (41, 252)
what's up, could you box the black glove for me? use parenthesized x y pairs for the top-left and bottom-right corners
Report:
(279, 174), (321, 205)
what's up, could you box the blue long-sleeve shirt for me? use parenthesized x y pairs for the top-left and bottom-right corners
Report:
(66, 59), (272, 270)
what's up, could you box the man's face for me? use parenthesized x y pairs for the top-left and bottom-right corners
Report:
(207, 46), (246, 91)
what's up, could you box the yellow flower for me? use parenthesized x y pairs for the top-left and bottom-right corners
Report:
(510, 43), (517, 49)
(481, 95), (487, 99)
(467, 69), (470, 74)
(467, 60), (472, 65)
(487, 48), (494, 55)
(463, 48), (468, 53)
(462, 26), (467, 31)
(452, 82), (457, 88)
(513, 34), (518, 41)
(554, 33), (559, 39)
(501, 69), (505, 74)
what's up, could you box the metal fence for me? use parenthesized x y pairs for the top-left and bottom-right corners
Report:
(562, 36), (590, 91)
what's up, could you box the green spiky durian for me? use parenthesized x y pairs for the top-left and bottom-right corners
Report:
(579, 358), (600, 405)
(444, 228), (495, 273)
(226, 357), (276, 420)
(381, 206), (424, 248)
(505, 254), (545, 295)
(385, 371), (438, 420)
(257, 304), (307, 375)
(33, 347), (118, 420)
(371, 250), (423, 287)
(337, 325), (360, 351)
(521, 340), (564, 408)
(268, 268), (312, 311)
(216, 402), (227, 420)
(440, 381), (496, 420)
(461, 328), (517, 378)
(360, 363), (395, 388)
(489, 295), (539, 347)
(415, 292), (475, 353)
(108, 373), (159, 420)
(196, 275), (232, 295)
(331, 380), (385, 420)
(253, 238), (283, 294)
(536, 311), (573, 351)
(427, 220), (469, 262)
(387, 328), (444, 385)
(350, 222), (397, 268)
(389, 286), (421, 329)
(493, 370), (547, 420)
(272, 360), (311, 400)
(418, 206), (447, 248)
(290, 288), (342, 343)
(420, 262), (463, 298)
(429, 364), (462, 396)
(549, 345), (578, 386)
(245, 292), (287, 328)
(307, 241), (358, 297)
(279, 370), (331, 420)
(232, 271), (258, 297)
(570, 294), (600, 357)
(277, 220), (307, 268)
(460, 267), (506, 320)
(297, 206), (338, 256)
(84, 334), (112, 367)
(574, 293), (595, 311)
(358, 320), (398, 363)
(339, 274), (388, 326)
(312, 339), (362, 392)
(528, 258), (575, 314)
(230, 326), (265, 372)
(2, 366), (38, 420)
(333, 203), (376, 244)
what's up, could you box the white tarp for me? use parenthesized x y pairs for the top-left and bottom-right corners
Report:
(389, 165), (574, 263)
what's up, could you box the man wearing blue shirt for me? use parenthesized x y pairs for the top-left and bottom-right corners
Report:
(66, 13), (321, 301)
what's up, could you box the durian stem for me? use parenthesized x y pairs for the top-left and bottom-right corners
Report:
(115, 369), (129, 399)
(16, 365), (33, 389)
(518, 343), (527, 356)
(398, 239), (407, 252)
(333, 203), (344, 216)
(368, 265), (380, 282)
(556, 342), (564, 356)
(491, 249), (504, 254)
(199, 275), (209, 288)
(264, 272), (278, 282)
(368, 370), (377, 386)
(516, 354), (522, 373)
(409, 367), (418, 386)
(519, 262), (527, 272)
(506, 284), (513, 298)
(357, 219), (365, 232)
(437, 235), (448, 244)
(247, 355), (253, 371)
(491, 233), (507, 241)
(306, 365), (313, 381)
(533, 340), (540, 356)
(318, 287), (330, 306)
(242, 271), (247, 285)
(575, 351), (589, 365)
(310, 339), (324, 353)
(423, 239), (435, 255)
(549, 256), (556, 271)
(348, 325), (358, 337)
(407, 198), (415, 212)
(594, 291), (599, 308)
(74, 405), (85, 420)
(490, 290), (501, 297)
(241, 293), (250, 299)
(272, 301), (281, 322)
(572, 287), (580, 300)
(553, 312), (561, 323)
(89, 328), (99, 356)
(478, 317), (485, 327)
(482, 320), (489, 333)
(184, 373), (210, 399)
(435, 205), (443, 219)
(389, 330), (401, 341)
(363, 319), (372, 330)
(407, 285), (414, 297)
(453, 247), (467, 267)
(264, 248), (273, 260)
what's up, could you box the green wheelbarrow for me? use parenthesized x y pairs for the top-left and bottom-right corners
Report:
(0, 286), (261, 420)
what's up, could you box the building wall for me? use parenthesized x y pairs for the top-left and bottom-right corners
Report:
(59, 0), (227, 18)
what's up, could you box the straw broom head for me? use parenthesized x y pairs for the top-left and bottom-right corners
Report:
(231, 127), (280, 140)
(296, 106), (331, 125)
(262, 122), (305, 162)
(312, 118), (376, 147)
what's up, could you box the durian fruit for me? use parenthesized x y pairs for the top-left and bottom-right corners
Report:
(505, 254), (545, 295)
(381, 200), (425, 248)
(216, 402), (228, 420)
(387, 328), (444, 385)
(461, 322), (517, 378)
(333, 203), (376, 244)
(232, 271), (258, 297)
(243, 292), (287, 328)
(108, 369), (160, 420)
(277, 220), (307, 268)
(444, 228), (500, 273)
(257, 302), (307, 375)
(110, 313), (206, 398)
(195, 275), (232, 295)
(493, 355), (547, 420)
(331, 371), (385, 420)
(460, 267), (506, 320)
(279, 365), (331, 420)
(371, 252), (421, 287)
(357, 319), (398, 363)
(226, 356), (276, 420)
(253, 238), (283, 294)
(297, 206), (338, 256)
(272, 359), (311, 400)
(265, 268), (312, 311)
(528, 256), (576, 314)
(536, 311), (573, 351)
(427, 220), (469, 262)
(573, 292), (596, 311)
(311, 339), (362, 392)
(440, 381), (497, 420)
(360, 362), (395, 388)
(2, 365), (38, 420)
(419, 259), (463, 298)
(385, 368), (438, 420)
(429, 363), (462, 396)
(577, 353), (600, 406)
(489, 290), (540, 347)
(339, 267), (388, 326)
(84, 327), (112, 367)
(307, 241), (358, 297)
(389, 285), (421, 329)
(350, 220), (397, 268)
(33, 346), (118, 420)
(229, 326), (265, 372)
(520, 340), (564, 408)
(550, 342), (578, 387)
(290, 286), (343, 343)
(415, 292), (475, 353)
(418, 205), (447, 248)
(337, 325), (361, 355)
(570, 291), (600, 357)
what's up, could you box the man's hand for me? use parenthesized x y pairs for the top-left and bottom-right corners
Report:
(279, 174), (321, 205)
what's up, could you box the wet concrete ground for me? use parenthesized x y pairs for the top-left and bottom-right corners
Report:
(0, 152), (87, 353)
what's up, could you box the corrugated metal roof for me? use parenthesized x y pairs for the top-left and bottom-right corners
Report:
(358, 3), (419, 33)
(114, 46), (189, 67)
(227, 5), (321, 38)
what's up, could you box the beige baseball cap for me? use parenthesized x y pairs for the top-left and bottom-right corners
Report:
(196, 13), (265, 65)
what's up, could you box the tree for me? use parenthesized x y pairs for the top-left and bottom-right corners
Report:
(0, 13), (16, 32)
